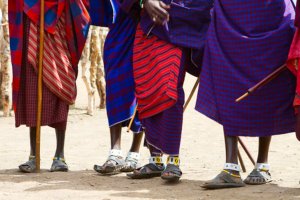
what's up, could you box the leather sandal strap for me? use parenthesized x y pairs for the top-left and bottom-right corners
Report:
(136, 163), (164, 174)
(163, 164), (182, 176)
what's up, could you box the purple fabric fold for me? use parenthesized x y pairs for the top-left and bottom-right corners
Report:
(296, 0), (300, 27)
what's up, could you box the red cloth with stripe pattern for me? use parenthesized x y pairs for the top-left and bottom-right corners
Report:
(133, 25), (182, 119)
(27, 14), (76, 104)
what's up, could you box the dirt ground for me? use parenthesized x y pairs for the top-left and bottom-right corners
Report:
(1, 73), (300, 200)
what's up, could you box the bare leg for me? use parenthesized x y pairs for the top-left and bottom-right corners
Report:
(257, 136), (271, 163)
(94, 123), (125, 174)
(244, 136), (272, 185)
(129, 132), (144, 153)
(225, 135), (239, 175)
(54, 128), (66, 158)
(50, 128), (68, 172)
(29, 127), (37, 156)
(110, 123), (122, 150)
(201, 134), (244, 189)
(19, 127), (38, 173)
(121, 131), (144, 172)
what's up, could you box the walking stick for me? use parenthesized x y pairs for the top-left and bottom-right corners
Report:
(183, 77), (200, 112)
(127, 104), (138, 132)
(238, 137), (255, 165)
(36, 0), (45, 172)
(236, 64), (287, 102)
(237, 149), (246, 173)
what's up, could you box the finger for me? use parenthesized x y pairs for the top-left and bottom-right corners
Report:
(154, 4), (169, 21)
(153, 6), (169, 22)
(151, 10), (166, 25)
(159, 1), (170, 10)
(152, 15), (164, 25)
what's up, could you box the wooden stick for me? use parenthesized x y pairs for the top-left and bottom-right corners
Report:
(183, 77), (200, 112)
(238, 137), (255, 166)
(127, 105), (138, 132)
(237, 149), (246, 173)
(236, 64), (287, 102)
(36, 0), (45, 172)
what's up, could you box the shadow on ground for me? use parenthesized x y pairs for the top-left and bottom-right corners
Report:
(0, 169), (300, 200)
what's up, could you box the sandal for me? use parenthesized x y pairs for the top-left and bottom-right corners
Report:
(202, 170), (245, 189)
(19, 156), (36, 173)
(244, 163), (272, 185)
(127, 156), (165, 179)
(121, 152), (140, 172)
(50, 157), (69, 172)
(202, 163), (245, 189)
(161, 156), (182, 182)
(94, 149), (126, 175)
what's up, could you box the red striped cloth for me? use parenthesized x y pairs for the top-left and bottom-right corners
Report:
(133, 25), (182, 119)
(27, 14), (76, 105)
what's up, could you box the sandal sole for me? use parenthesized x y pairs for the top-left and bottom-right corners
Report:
(161, 175), (181, 182)
(50, 168), (69, 172)
(244, 180), (272, 185)
(19, 167), (36, 173)
(120, 168), (135, 173)
(202, 183), (245, 189)
(94, 165), (123, 175)
(127, 172), (162, 179)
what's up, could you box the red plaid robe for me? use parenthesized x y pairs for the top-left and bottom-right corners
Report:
(9, 0), (90, 111)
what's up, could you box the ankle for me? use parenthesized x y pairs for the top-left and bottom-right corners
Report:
(224, 163), (241, 176)
(255, 163), (270, 172)
(126, 152), (140, 161)
(29, 155), (36, 160)
(109, 149), (123, 159)
(55, 152), (65, 159)
(167, 156), (180, 166)
(128, 148), (139, 153)
(149, 155), (164, 167)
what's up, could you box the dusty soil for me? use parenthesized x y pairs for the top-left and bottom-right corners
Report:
(0, 74), (300, 200)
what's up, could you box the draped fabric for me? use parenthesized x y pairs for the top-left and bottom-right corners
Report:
(133, 25), (182, 119)
(295, 0), (300, 27)
(103, 2), (142, 132)
(196, 0), (296, 137)
(16, 15), (69, 129)
(24, 0), (65, 34)
(9, 0), (90, 110)
(27, 14), (76, 104)
(288, 0), (300, 107)
(138, 40), (187, 156)
(89, 0), (113, 26)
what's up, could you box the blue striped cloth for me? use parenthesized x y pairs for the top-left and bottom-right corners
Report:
(89, 0), (113, 27)
(196, 0), (296, 136)
(103, 1), (142, 132)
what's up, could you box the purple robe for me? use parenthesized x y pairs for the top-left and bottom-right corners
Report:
(196, 0), (296, 137)
(296, 0), (300, 27)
